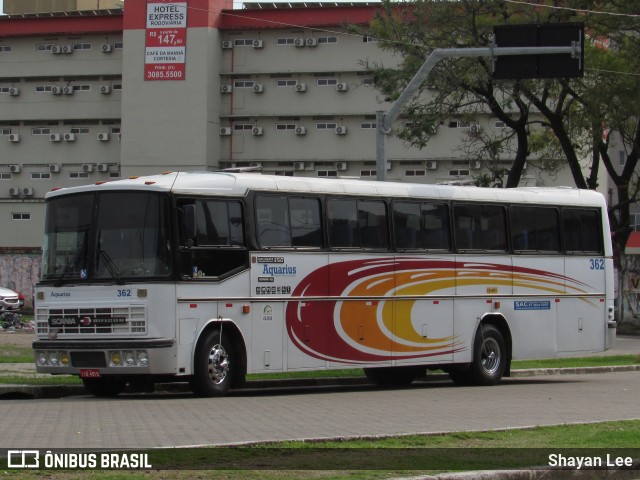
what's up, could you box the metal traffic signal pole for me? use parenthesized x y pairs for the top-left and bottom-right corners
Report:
(375, 32), (582, 181)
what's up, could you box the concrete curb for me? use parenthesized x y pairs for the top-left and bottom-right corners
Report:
(0, 364), (638, 399)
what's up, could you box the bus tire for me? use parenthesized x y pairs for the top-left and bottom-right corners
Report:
(468, 324), (506, 386)
(82, 377), (126, 397)
(191, 329), (233, 397)
(364, 366), (422, 386)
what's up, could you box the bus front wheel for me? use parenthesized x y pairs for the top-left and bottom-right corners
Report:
(469, 324), (506, 386)
(192, 329), (233, 397)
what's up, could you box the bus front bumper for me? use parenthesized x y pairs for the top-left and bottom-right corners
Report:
(32, 338), (177, 376)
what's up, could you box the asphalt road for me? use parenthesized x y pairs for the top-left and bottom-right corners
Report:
(1, 369), (639, 450)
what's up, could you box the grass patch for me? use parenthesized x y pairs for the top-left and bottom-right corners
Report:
(0, 375), (81, 385)
(2, 420), (638, 478)
(0, 345), (34, 363)
(511, 354), (640, 369)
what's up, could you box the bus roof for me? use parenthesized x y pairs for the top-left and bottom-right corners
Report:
(45, 171), (607, 208)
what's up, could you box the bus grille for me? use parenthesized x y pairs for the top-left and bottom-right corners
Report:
(71, 351), (107, 368)
(36, 306), (147, 335)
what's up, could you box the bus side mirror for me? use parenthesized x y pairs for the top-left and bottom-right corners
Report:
(182, 204), (197, 247)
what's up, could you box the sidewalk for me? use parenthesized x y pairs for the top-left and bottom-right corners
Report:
(1, 335), (638, 399)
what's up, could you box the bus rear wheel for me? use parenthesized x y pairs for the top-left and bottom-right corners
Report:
(82, 377), (126, 397)
(364, 366), (422, 386)
(191, 329), (233, 397)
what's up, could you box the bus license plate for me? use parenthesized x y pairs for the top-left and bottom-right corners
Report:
(80, 369), (101, 379)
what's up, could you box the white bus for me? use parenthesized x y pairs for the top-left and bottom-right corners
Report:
(33, 172), (616, 396)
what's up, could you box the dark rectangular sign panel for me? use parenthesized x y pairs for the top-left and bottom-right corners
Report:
(493, 23), (584, 79)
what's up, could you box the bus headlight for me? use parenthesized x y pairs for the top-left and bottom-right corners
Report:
(37, 351), (48, 366)
(48, 352), (59, 365)
(110, 351), (122, 366)
(137, 351), (149, 367)
(124, 351), (135, 366)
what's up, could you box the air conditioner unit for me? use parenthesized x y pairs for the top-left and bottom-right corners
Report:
(426, 160), (438, 170)
(220, 127), (232, 136)
(469, 124), (481, 134)
(295, 126), (306, 135)
(335, 126), (347, 135)
(9, 187), (20, 196)
(100, 85), (111, 94)
(82, 164), (93, 172)
(294, 38), (305, 48)
(8, 134), (20, 143)
(101, 43), (113, 53)
(97, 163), (109, 172)
(336, 161), (348, 171)
(220, 85), (233, 94)
(49, 164), (60, 173)
(293, 161), (306, 171)
(336, 83), (348, 92)
(252, 127), (263, 136)
(9, 164), (20, 172)
(253, 40), (264, 49)
(22, 187), (34, 197)
(306, 38), (317, 47)
(221, 40), (233, 49)
(63, 86), (74, 95)
(64, 133), (76, 142)
(469, 160), (482, 170)
(252, 84), (264, 93)
(295, 83), (306, 93)
(428, 124), (438, 134)
(50, 134), (61, 142)
(61, 45), (73, 54)
(97, 132), (110, 141)
(9, 87), (20, 96)
(51, 45), (62, 54)
(51, 86), (62, 95)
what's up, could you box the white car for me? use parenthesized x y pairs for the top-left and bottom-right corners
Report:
(0, 287), (22, 312)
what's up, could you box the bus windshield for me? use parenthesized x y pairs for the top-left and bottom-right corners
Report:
(41, 191), (172, 283)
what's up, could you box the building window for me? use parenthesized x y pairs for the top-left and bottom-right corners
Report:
(449, 169), (470, 176)
(71, 84), (91, 92)
(0, 128), (12, 135)
(234, 39), (257, 47)
(69, 127), (90, 134)
(0, 45), (12, 53)
(70, 172), (89, 180)
(35, 85), (55, 93)
(277, 38), (296, 45)
(0, 173), (12, 180)
(36, 44), (55, 52)
(449, 120), (470, 128)
(277, 79), (297, 87)
(276, 124), (297, 131)
(360, 170), (376, 177)
(361, 122), (376, 129)
(234, 124), (254, 132)
(233, 80), (255, 88)
(317, 170), (338, 177)
(32, 127), (51, 135)
(363, 36), (379, 43)
(631, 214), (640, 232)
(316, 78), (337, 87)
(31, 172), (51, 180)
(114, 42), (124, 49)
(619, 151), (627, 167)
(405, 170), (426, 177)
(316, 122), (337, 130)
(494, 121), (506, 128)
(362, 78), (374, 86)
(12, 213), (31, 220)
(317, 36), (338, 44)
(73, 43), (92, 51)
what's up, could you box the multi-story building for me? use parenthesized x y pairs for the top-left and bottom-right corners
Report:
(0, 0), (577, 307)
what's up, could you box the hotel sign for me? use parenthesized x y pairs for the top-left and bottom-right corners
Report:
(145, 1), (187, 80)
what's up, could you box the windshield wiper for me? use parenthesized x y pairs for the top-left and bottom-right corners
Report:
(99, 248), (124, 285)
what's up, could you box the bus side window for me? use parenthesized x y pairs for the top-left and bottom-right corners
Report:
(359, 200), (388, 250)
(256, 196), (291, 248)
(563, 208), (601, 253)
(328, 199), (358, 248)
(423, 203), (450, 250)
(290, 197), (322, 248)
(393, 201), (421, 250)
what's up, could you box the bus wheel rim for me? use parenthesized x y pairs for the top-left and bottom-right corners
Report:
(480, 337), (501, 375)
(207, 344), (229, 384)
